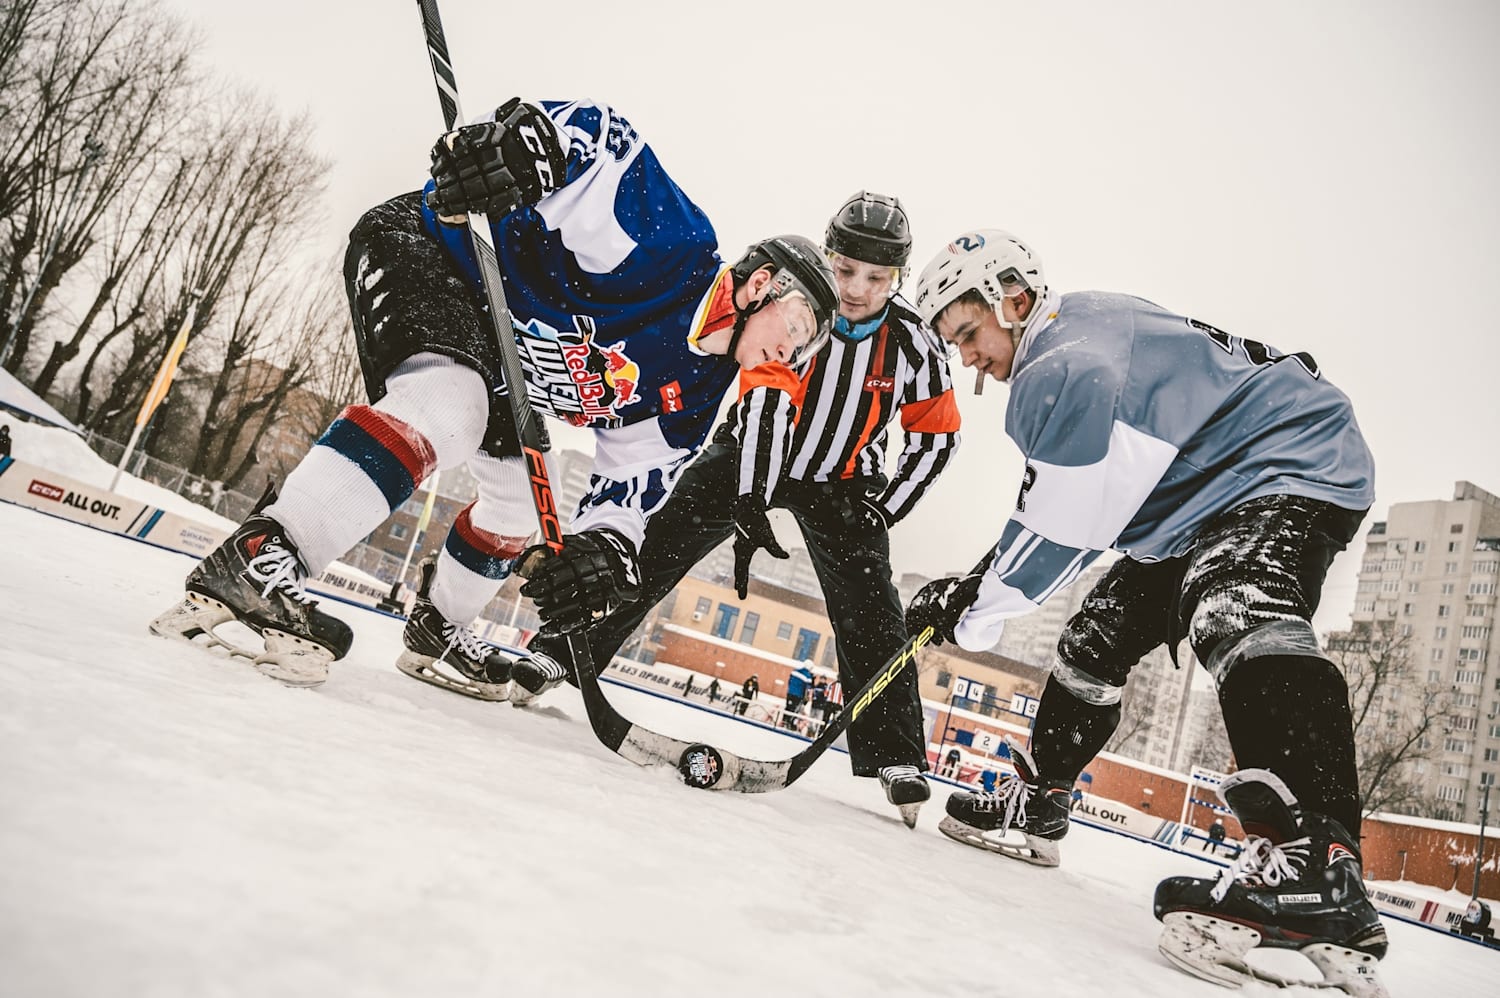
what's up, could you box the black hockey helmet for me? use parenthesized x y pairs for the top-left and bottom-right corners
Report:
(730, 234), (839, 365)
(825, 191), (912, 268)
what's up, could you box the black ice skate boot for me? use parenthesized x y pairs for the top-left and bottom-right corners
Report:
(878, 764), (931, 829)
(1153, 768), (1389, 998)
(396, 559), (512, 702)
(507, 631), (572, 707)
(150, 489), (353, 687)
(937, 738), (1072, 867)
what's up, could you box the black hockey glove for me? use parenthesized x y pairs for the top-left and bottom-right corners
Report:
(732, 493), (789, 600)
(836, 490), (891, 534)
(904, 574), (983, 646)
(427, 97), (568, 222)
(517, 528), (641, 634)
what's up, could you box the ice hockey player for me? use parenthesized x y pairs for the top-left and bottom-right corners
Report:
(150, 97), (837, 693)
(904, 230), (1386, 994)
(509, 192), (961, 827)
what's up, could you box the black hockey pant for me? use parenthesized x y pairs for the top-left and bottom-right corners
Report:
(344, 190), (522, 457)
(1028, 495), (1368, 838)
(534, 440), (928, 776)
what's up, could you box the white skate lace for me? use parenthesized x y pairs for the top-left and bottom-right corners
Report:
(967, 776), (1033, 830)
(1210, 834), (1310, 902)
(879, 765), (921, 784)
(246, 544), (315, 605)
(440, 622), (490, 664)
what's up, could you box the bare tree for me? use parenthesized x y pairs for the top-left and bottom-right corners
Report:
(0, 0), (198, 373)
(1328, 621), (1451, 818)
(76, 96), (327, 442)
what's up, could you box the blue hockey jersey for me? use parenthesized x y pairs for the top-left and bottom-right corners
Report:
(954, 291), (1375, 651)
(419, 99), (744, 547)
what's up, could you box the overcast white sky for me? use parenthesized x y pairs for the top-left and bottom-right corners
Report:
(162, 0), (1500, 631)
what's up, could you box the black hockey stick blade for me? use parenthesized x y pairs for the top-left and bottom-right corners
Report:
(570, 626), (934, 793)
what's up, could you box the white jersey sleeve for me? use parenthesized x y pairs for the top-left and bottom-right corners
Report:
(571, 419), (697, 550)
(952, 318), (1177, 651)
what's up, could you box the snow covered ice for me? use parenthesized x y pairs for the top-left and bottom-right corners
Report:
(1, 498), (1492, 996)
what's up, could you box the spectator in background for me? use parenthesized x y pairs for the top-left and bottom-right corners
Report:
(681, 676), (694, 698)
(1204, 818), (1227, 855)
(942, 747), (962, 778)
(736, 674), (759, 716)
(707, 678), (721, 704)
(0, 423), (11, 459)
(784, 661), (814, 729)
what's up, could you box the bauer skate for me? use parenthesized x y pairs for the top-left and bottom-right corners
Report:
(937, 738), (1071, 867)
(878, 764), (930, 829)
(396, 558), (511, 701)
(150, 490), (352, 687)
(1153, 768), (1389, 998)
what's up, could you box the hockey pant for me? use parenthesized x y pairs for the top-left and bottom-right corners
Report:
(535, 440), (928, 776)
(1030, 495), (1368, 837)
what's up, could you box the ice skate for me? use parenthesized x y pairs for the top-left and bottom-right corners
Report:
(937, 738), (1070, 866)
(507, 648), (570, 707)
(149, 490), (352, 688)
(395, 559), (512, 701)
(1153, 768), (1389, 998)
(878, 764), (930, 829)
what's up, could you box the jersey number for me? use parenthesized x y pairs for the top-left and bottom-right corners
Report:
(1188, 317), (1320, 379)
(1017, 464), (1037, 512)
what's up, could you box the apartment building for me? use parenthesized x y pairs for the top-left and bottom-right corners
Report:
(1348, 481), (1500, 822)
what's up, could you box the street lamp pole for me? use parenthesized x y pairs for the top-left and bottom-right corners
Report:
(1472, 782), (1492, 901)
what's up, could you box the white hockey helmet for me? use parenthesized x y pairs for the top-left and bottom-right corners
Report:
(912, 229), (1046, 330)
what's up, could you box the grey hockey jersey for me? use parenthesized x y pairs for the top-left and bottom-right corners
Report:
(954, 290), (1374, 651)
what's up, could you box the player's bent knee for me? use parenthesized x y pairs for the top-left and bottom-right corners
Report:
(1049, 654), (1123, 706)
(1203, 618), (1324, 689)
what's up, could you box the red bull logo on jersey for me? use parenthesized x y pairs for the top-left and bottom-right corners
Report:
(556, 319), (644, 423)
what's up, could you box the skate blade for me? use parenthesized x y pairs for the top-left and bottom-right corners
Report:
(1158, 912), (1263, 989)
(937, 815), (1060, 867)
(895, 802), (922, 829)
(151, 594), (327, 688)
(1301, 942), (1389, 998)
(255, 632), (331, 688)
(396, 650), (509, 702)
(150, 594), (259, 658)
(1158, 912), (1386, 996)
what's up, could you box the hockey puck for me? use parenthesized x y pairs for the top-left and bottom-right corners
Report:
(677, 743), (724, 789)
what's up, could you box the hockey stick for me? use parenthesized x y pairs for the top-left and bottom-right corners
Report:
(412, 0), (931, 793)
(412, 0), (588, 676)
(598, 626), (934, 793)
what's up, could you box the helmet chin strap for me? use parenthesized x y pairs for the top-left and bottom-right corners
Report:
(725, 295), (767, 362)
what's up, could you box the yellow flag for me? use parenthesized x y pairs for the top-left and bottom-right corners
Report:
(417, 479), (438, 532)
(136, 303), (196, 427)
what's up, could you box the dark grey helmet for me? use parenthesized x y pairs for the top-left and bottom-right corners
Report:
(730, 234), (839, 364)
(825, 191), (911, 268)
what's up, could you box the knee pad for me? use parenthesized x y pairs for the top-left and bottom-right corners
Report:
(377, 354), (490, 467)
(1204, 618), (1324, 689)
(1049, 654), (1124, 706)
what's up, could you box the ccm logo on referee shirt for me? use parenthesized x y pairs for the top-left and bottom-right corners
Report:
(864, 374), (894, 392)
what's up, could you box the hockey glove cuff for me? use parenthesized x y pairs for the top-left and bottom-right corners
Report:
(731, 493), (789, 599)
(904, 574), (983, 646)
(427, 98), (567, 222)
(518, 528), (641, 634)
